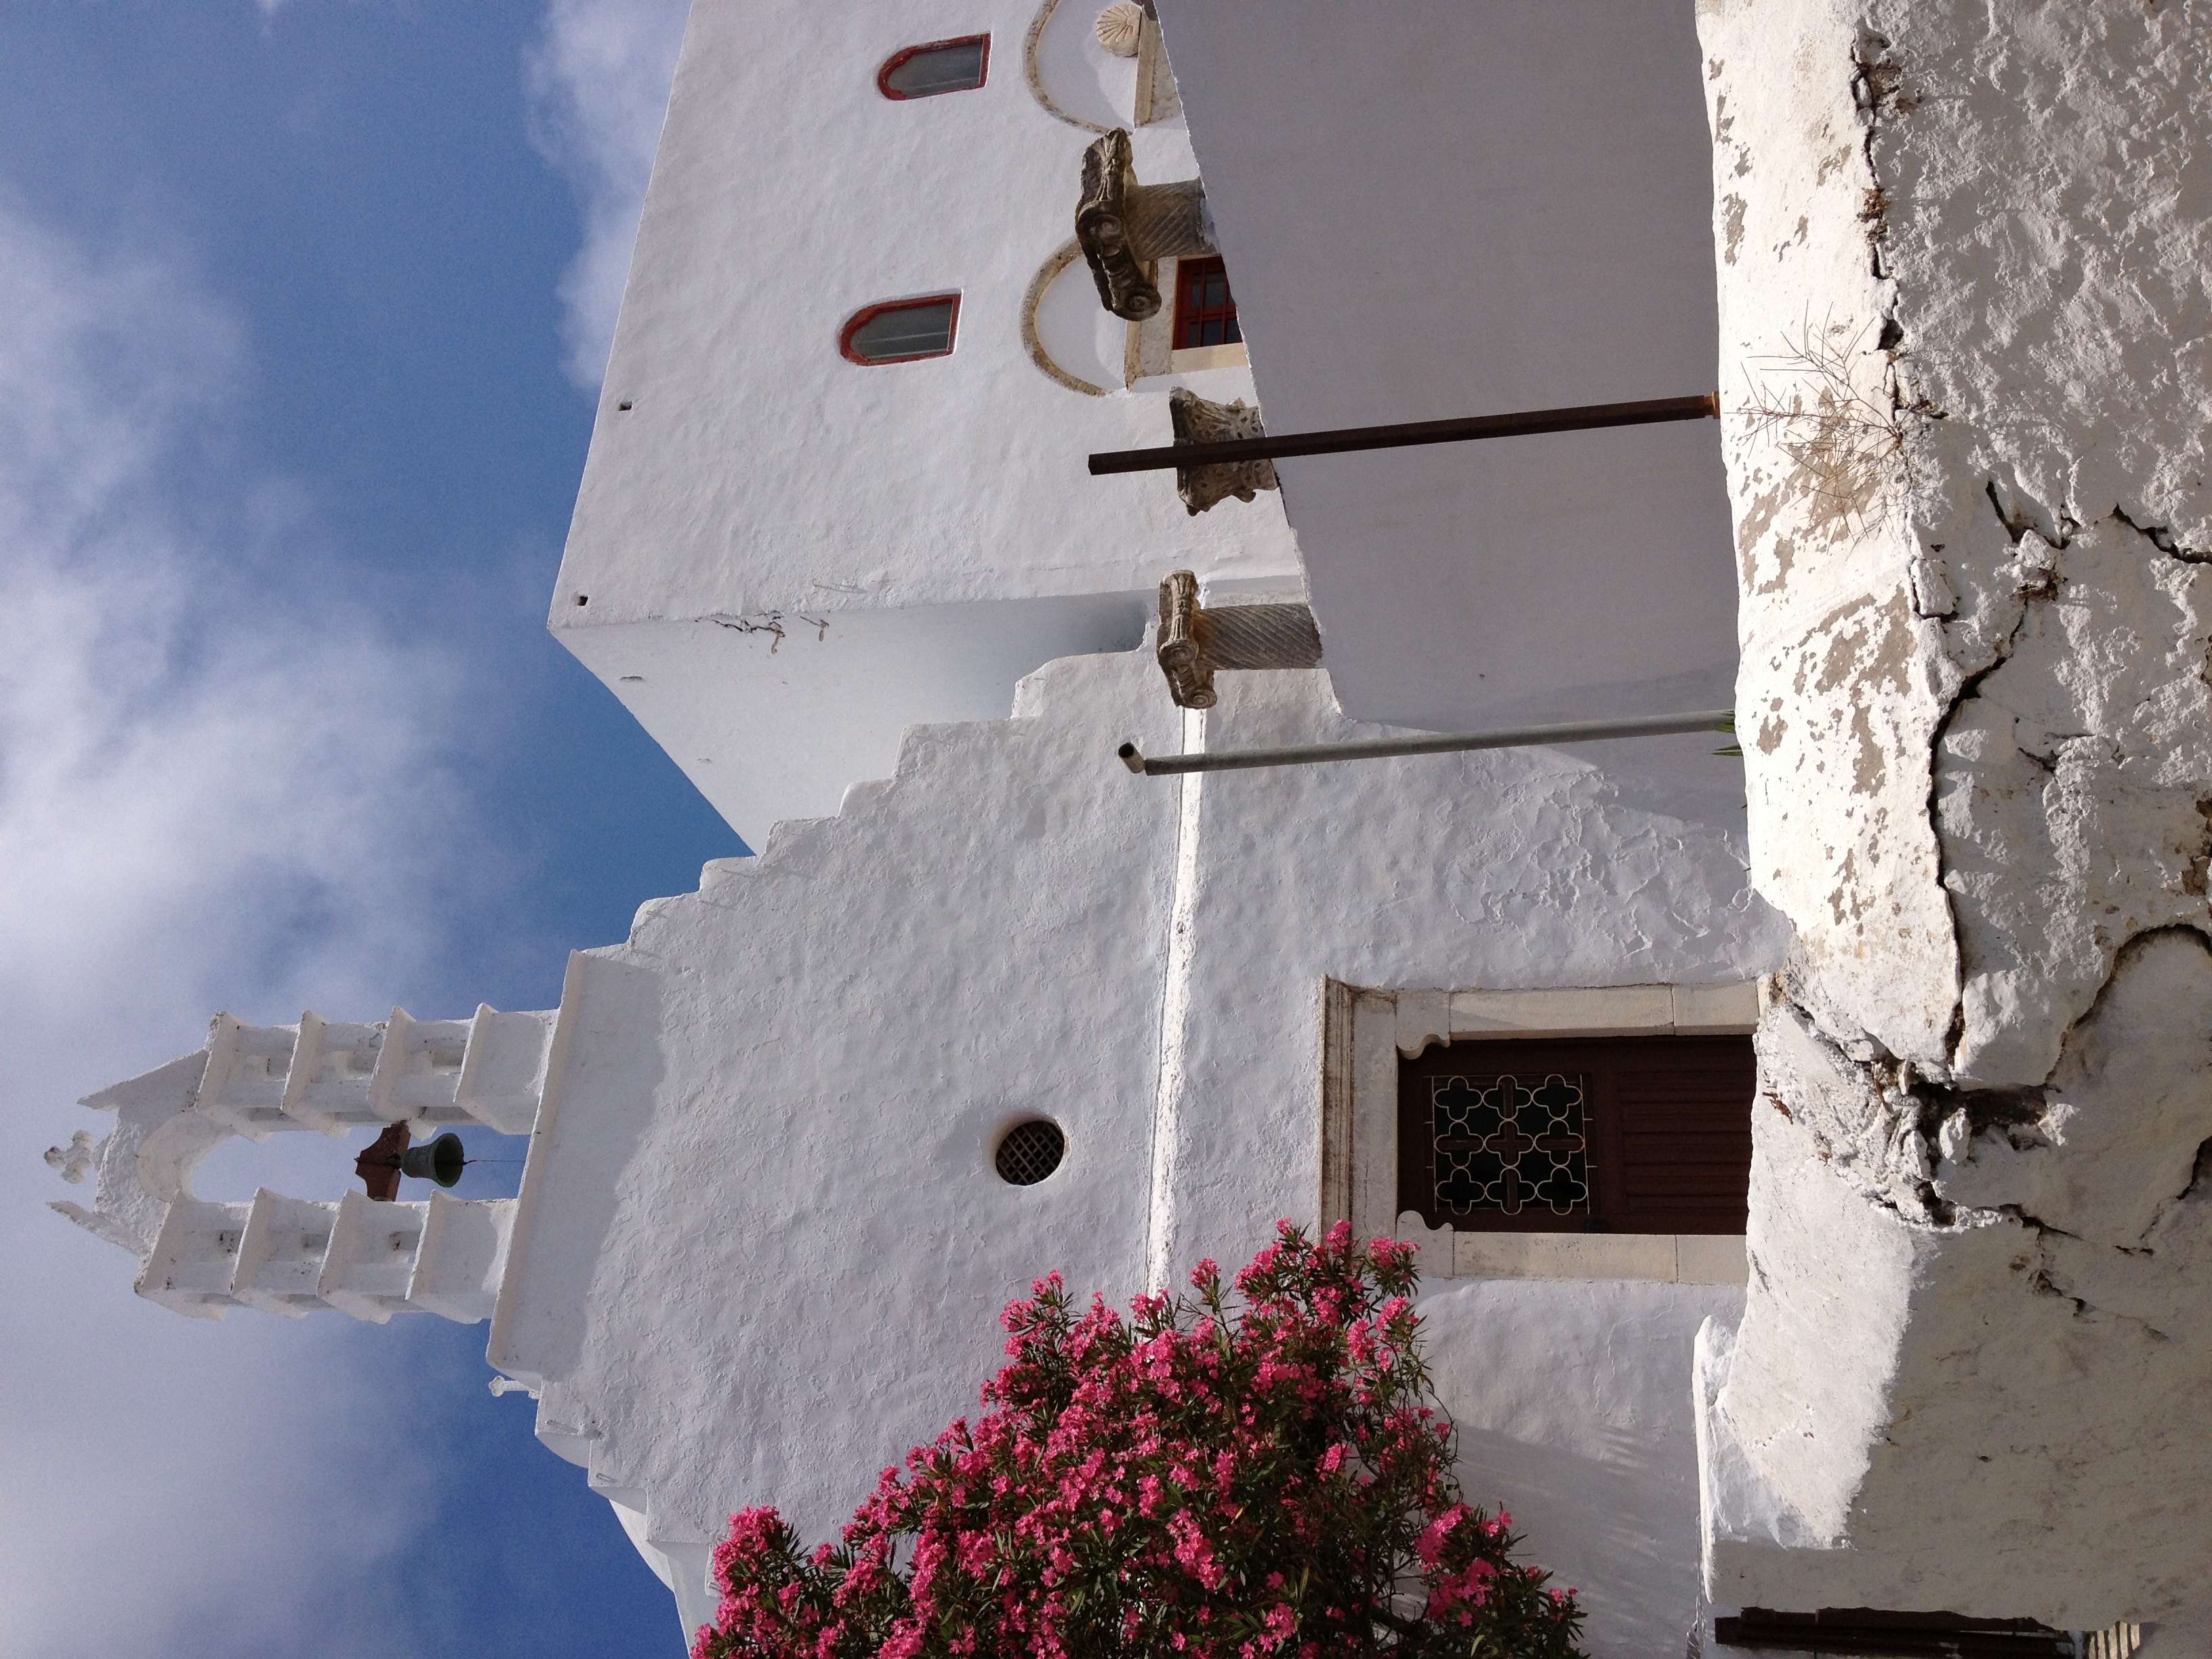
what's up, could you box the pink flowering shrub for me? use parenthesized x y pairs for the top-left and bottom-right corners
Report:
(692, 1221), (1586, 1659)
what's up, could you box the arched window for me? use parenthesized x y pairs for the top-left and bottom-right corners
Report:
(878, 35), (991, 100)
(840, 294), (961, 365)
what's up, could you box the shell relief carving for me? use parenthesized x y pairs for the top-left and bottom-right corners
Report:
(1095, 3), (1144, 58)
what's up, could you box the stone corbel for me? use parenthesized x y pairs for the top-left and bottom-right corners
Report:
(1168, 388), (1279, 514)
(1153, 570), (1322, 710)
(1076, 129), (1214, 321)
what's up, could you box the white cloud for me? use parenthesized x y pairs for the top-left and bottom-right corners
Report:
(526, 0), (691, 388)
(0, 9), (700, 1644)
(0, 203), (493, 1656)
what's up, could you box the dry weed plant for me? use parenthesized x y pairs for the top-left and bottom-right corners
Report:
(1735, 314), (1936, 525)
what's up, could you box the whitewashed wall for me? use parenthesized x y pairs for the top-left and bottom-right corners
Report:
(1153, 0), (1738, 750)
(1429, 1280), (1742, 1659)
(489, 646), (1783, 1654)
(1699, 0), (2212, 1633)
(555, 0), (1303, 846)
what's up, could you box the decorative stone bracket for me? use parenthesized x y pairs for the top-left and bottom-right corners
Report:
(1076, 128), (1214, 321)
(1168, 388), (1279, 514)
(1154, 570), (1322, 709)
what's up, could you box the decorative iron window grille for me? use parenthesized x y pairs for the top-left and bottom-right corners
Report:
(878, 36), (991, 100)
(1399, 1036), (1753, 1234)
(840, 295), (961, 365)
(1172, 256), (1242, 350)
(1431, 1071), (1590, 1218)
(995, 1120), (1065, 1186)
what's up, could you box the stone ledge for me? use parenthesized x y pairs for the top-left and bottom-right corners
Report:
(1397, 1212), (1749, 1284)
(1456, 1231), (1748, 1285)
(1395, 982), (1760, 1054)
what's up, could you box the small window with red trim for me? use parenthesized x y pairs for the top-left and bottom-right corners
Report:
(878, 36), (990, 100)
(840, 295), (961, 365)
(1173, 256), (1242, 350)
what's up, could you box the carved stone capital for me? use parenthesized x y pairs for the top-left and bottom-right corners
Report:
(1168, 389), (1280, 515)
(1153, 569), (1322, 710)
(1155, 571), (1213, 707)
(1077, 130), (1214, 321)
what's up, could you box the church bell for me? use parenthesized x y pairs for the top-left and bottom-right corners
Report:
(398, 1131), (466, 1188)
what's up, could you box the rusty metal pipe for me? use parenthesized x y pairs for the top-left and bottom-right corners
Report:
(1117, 708), (1735, 775)
(1088, 392), (1719, 475)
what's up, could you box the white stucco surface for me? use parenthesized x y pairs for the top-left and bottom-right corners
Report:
(66, 0), (2212, 1646)
(1151, 0), (1738, 741)
(1701, 0), (2212, 1624)
(1422, 1279), (1743, 1659)
(554, 0), (1306, 844)
(481, 644), (1780, 1652)
(1152, 665), (1780, 1282)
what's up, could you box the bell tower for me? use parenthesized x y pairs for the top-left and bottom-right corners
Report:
(47, 1002), (560, 1324)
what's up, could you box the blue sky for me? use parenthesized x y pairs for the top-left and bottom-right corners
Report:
(0, 3), (732, 1654)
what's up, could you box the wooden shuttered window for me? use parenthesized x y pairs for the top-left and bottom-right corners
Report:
(1397, 1035), (1753, 1235)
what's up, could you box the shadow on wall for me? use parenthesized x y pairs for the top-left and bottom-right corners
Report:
(1454, 1422), (1696, 1658)
(1031, 242), (1128, 392)
(1419, 1278), (1740, 1658)
(1029, 0), (1143, 131)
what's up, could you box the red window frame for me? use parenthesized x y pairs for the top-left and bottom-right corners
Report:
(876, 35), (991, 101)
(838, 293), (962, 366)
(1172, 256), (1242, 351)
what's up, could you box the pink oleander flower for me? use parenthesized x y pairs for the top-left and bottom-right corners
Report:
(691, 1221), (1584, 1659)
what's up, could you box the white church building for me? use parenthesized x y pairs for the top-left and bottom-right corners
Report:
(46, 3), (2212, 1656)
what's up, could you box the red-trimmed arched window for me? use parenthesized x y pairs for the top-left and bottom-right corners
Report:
(840, 294), (962, 365)
(878, 35), (991, 100)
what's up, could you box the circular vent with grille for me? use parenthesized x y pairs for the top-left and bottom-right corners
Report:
(994, 1119), (1065, 1186)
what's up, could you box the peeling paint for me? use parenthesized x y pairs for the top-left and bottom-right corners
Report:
(1700, 0), (2212, 1625)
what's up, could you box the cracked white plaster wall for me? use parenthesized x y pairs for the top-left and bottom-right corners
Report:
(1699, 0), (2212, 1624)
(1713, 935), (2212, 1622)
(1705, 0), (1954, 1068)
(1937, 519), (2212, 1082)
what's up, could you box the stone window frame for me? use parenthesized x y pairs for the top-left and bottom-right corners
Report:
(1319, 981), (1760, 1285)
(1122, 256), (1252, 384)
(1021, 0), (1180, 135)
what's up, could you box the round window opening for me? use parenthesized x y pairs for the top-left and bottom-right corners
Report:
(995, 1119), (1065, 1186)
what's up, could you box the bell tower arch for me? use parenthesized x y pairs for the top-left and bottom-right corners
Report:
(46, 1002), (559, 1325)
